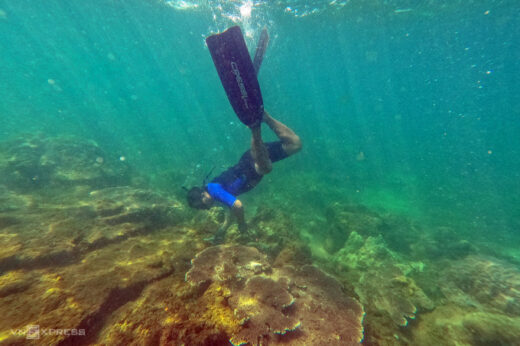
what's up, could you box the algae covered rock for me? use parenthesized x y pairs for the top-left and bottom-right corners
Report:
(412, 305), (520, 346)
(0, 134), (130, 191)
(410, 226), (476, 260)
(323, 202), (424, 255)
(199, 205), (305, 263)
(0, 185), (186, 274)
(185, 245), (364, 345)
(323, 203), (385, 253)
(0, 230), (190, 345)
(442, 255), (520, 316)
(245, 206), (301, 259)
(0, 181), (199, 345)
(0, 185), (33, 212)
(0, 191), (197, 346)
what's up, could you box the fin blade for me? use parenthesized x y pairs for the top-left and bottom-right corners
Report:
(206, 26), (264, 127)
(253, 27), (269, 75)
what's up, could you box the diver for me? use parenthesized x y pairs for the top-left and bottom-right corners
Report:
(186, 111), (301, 241)
(186, 26), (300, 242)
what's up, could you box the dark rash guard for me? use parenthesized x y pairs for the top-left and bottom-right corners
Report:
(206, 141), (288, 207)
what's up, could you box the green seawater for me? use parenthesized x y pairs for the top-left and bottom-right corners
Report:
(4, 0), (516, 245)
(1, 0), (519, 343)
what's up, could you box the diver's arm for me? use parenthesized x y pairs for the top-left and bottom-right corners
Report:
(250, 125), (272, 175)
(231, 200), (247, 233)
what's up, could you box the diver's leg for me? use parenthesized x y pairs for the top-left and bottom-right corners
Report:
(263, 111), (302, 155)
(250, 125), (272, 175)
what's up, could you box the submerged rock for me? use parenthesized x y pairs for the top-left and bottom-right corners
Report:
(412, 305), (520, 346)
(0, 230), (192, 345)
(0, 186), (186, 274)
(411, 226), (476, 260)
(194, 205), (307, 266)
(0, 134), (130, 192)
(323, 203), (385, 253)
(442, 255), (520, 316)
(323, 202), (425, 255)
(0, 185), (195, 345)
(0, 185), (33, 212)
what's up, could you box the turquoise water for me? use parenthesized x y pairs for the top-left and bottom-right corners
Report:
(2, 0), (517, 239)
(1, 0), (519, 344)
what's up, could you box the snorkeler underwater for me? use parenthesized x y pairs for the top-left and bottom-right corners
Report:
(0, 0), (519, 345)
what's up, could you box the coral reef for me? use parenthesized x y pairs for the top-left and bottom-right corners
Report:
(326, 233), (433, 345)
(322, 202), (476, 260)
(277, 264), (365, 346)
(317, 202), (520, 345)
(409, 255), (520, 345)
(186, 245), (270, 286)
(1, 133), (519, 345)
(186, 245), (364, 345)
(228, 276), (300, 345)
(192, 204), (312, 268)
(227, 205), (305, 262)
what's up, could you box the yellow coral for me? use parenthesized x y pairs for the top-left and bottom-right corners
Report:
(215, 285), (231, 297)
(116, 320), (132, 332)
(44, 287), (60, 296)
(163, 314), (181, 325)
(0, 270), (24, 286)
(202, 284), (241, 334)
(66, 297), (79, 309)
(159, 239), (173, 246)
(392, 275), (408, 285)
(135, 325), (149, 337)
(0, 330), (12, 342)
(41, 273), (63, 283)
(237, 296), (257, 307)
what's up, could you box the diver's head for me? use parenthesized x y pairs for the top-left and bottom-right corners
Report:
(186, 186), (212, 209)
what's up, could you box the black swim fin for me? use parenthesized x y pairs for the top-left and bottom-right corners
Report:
(206, 26), (264, 128)
(253, 27), (269, 75)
